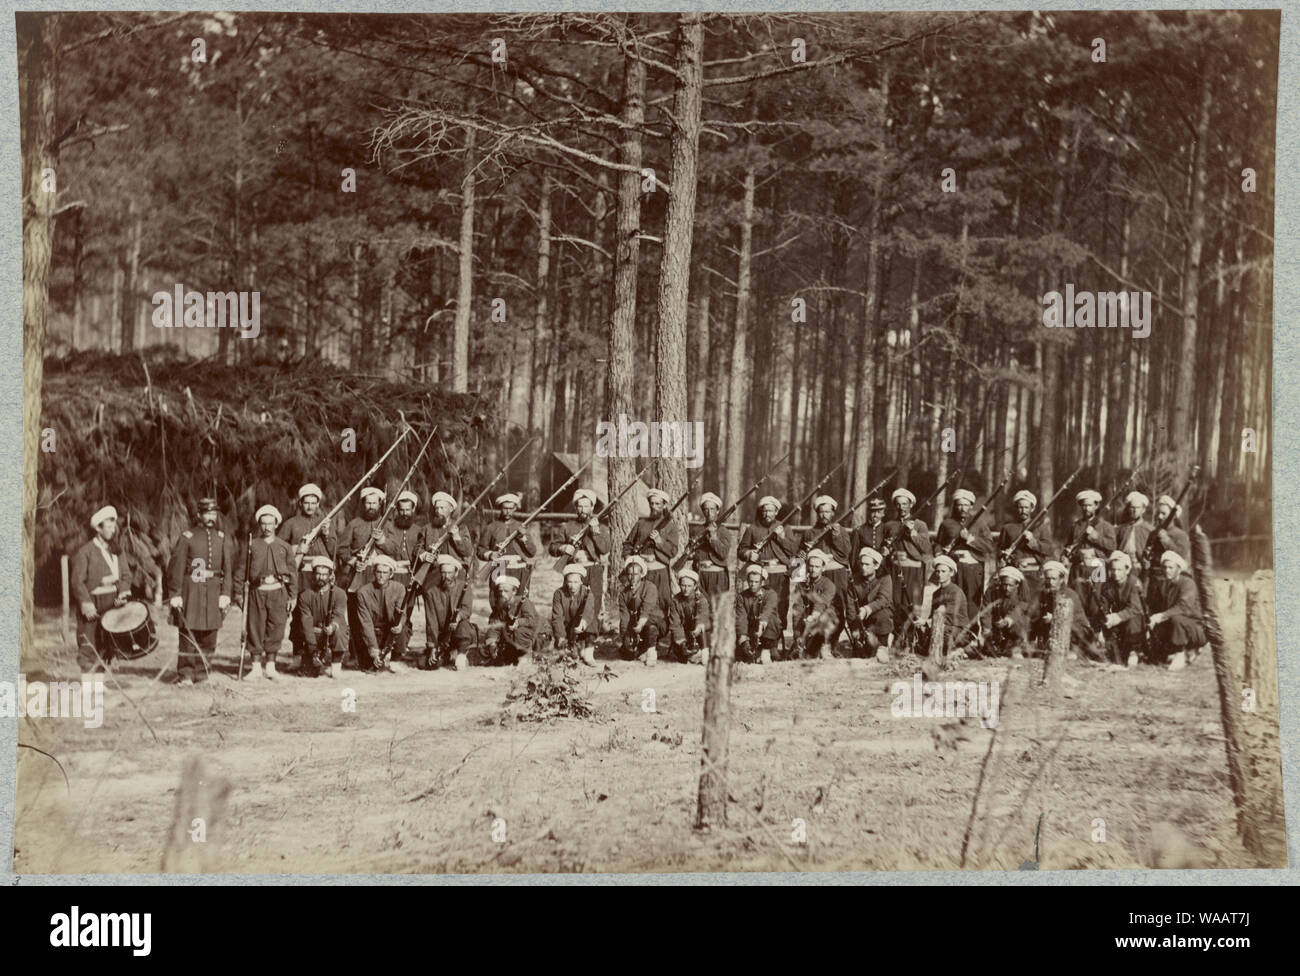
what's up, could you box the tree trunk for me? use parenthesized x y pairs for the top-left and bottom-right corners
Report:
(725, 161), (756, 508)
(525, 171), (552, 482)
(119, 202), (141, 352)
(654, 11), (704, 548)
(452, 124), (476, 392)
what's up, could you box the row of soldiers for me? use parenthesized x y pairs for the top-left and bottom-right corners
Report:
(71, 476), (1206, 679)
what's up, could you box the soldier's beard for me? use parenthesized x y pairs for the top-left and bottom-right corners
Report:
(431, 514), (448, 527)
(363, 509), (380, 521)
(395, 514), (414, 528)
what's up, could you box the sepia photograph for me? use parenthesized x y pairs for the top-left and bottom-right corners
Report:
(12, 8), (1283, 877)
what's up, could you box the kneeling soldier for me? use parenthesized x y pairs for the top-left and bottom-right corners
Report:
(979, 566), (1030, 658)
(839, 546), (893, 661)
(1030, 560), (1094, 658)
(790, 548), (842, 660)
(296, 556), (348, 677)
(921, 555), (970, 664)
(1092, 550), (1147, 668)
(484, 574), (539, 666)
(1146, 550), (1205, 671)
(234, 505), (297, 679)
(668, 568), (711, 664)
(422, 554), (475, 671)
(355, 554), (405, 672)
(619, 555), (665, 666)
(551, 564), (598, 667)
(735, 563), (781, 664)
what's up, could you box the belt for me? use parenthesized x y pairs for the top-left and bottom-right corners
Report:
(394, 560), (411, 573)
(698, 563), (725, 572)
(194, 570), (226, 581)
(90, 584), (118, 595)
(764, 561), (787, 574)
(894, 557), (922, 568)
(257, 581), (284, 592)
(1018, 559), (1042, 571)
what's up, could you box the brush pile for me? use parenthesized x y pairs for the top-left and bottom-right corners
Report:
(35, 348), (493, 605)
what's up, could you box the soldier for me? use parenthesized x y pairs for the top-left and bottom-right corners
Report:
(1115, 491), (1153, 580)
(687, 492), (732, 597)
(280, 483), (337, 669)
(422, 492), (474, 563)
(1030, 560), (1094, 658)
(883, 488), (932, 643)
(735, 564), (780, 664)
(233, 505), (297, 679)
(483, 575), (539, 667)
(622, 487), (681, 630)
(1092, 550), (1147, 669)
(478, 492), (537, 593)
(166, 498), (235, 684)
(667, 568), (711, 665)
(936, 488), (995, 619)
(839, 547), (893, 661)
(618, 556), (665, 666)
(70, 505), (136, 671)
(999, 490), (1056, 604)
(1145, 494), (1191, 568)
(295, 556), (348, 678)
(738, 496), (797, 635)
(338, 486), (385, 666)
(551, 564), (598, 667)
(378, 490), (424, 590)
(798, 496), (852, 595)
(355, 554), (405, 672)
(1066, 488), (1117, 619)
(921, 555), (969, 662)
(978, 566), (1031, 659)
(854, 496), (889, 557)
(548, 488), (610, 605)
(1146, 550), (1205, 672)
(790, 549), (842, 660)
(421, 554), (475, 671)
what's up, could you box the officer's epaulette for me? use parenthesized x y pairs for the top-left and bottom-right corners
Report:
(183, 530), (193, 539)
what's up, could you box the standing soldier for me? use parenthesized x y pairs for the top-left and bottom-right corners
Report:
(166, 497), (235, 684)
(883, 488), (932, 644)
(420, 491), (474, 564)
(337, 486), (385, 666)
(618, 556), (665, 665)
(735, 564), (781, 664)
(687, 492), (732, 598)
(234, 505), (297, 679)
(936, 488), (995, 621)
(483, 575), (539, 667)
(622, 487), (682, 631)
(295, 556), (348, 678)
(668, 568), (712, 665)
(421, 554), (475, 671)
(1092, 550), (1147, 669)
(478, 492), (537, 592)
(551, 564), (598, 667)
(979, 566), (1031, 659)
(378, 490), (425, 590)
(798, 496), (852, 595)
(70, 505), (136, 671)
(738, 496), (797, 638)
(1065, 488), (1117, 622)
(1115, 491), (1153, 581)
(999, 490), (1056, 604)
(839, 547), (893, 661)
(355, 554), (405, 672)
(548, 488), (610, 605)
(790, 549), (842, 660)
(280, 483), (336, 670)
(1146, 550), (1205, 672)
(1146, 494), (1191, 565)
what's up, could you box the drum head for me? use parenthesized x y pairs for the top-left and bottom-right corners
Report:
(101, 601), (148, 633)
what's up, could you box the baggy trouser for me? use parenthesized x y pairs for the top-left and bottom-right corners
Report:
(247, 586), (289, 664)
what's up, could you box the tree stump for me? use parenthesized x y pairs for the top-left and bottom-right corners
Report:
(161, 756), (231, 873)
(1041, 592), (1071, 693)
(696, 590), (735, 830)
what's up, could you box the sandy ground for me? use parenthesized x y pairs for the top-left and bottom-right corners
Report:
(12, 571), (1285, 875)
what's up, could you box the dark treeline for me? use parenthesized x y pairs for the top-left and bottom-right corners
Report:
(22, 11), (1275, 575)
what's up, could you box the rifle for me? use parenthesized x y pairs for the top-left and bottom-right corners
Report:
(672, 452), (790, 571)
(630, 479), (695, 560)
(1141, 465), (1201, 570)
(297, 422), (414, 571)
(237, 532), (252, 679)
(480, 457), (594, 580)
(346, 425), (439, 593)
(941, 482), (1007, 557)
(746, 460), (846, 559)
(408, 436), (536, 593)
(1061, 467), (1143, 564)
(798, 466), (897, 560)
(877, 468), (959, 564)
(999, 451), (1096, 566)
(553, 467), (647, 573)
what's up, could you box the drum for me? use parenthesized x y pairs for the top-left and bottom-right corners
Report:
(99, 601), (158, 660)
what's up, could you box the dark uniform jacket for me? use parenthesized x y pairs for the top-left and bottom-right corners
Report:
(854, 519), (889, 560)
(687, 522), (732, 569)
(1032, 585), (1093, 648)
(422, 519), (475, 562)
(936, 514), (996, 563)
(735, 587), (781, 637)
(296, 584), (348, 651)
(355, 580), (407, 649)
(489, 588), (540, 649)
(71, 538), (134, 612)
(930, 581), (968, 633)
(1149, 572), (1205, 647)
(883, 517), (932, 566)
(167, 523), (236, 631)
(981, 584), (1030, 640)
(1115, 518), (1152, 567)
(623, 516), (681, 567)
(839, 572), (893, 629)
(1093, 574), (1146, 639)
(738, 520), (797, 567)
(234, 535), (298, 604)
(797, 521), (852, 569)
(791, 576), (840, 625)
(337, 514), (383, 570)
(998, 519), (1057, 567)
(279, 511), (338, 569)
(376, 517), (425, 575)
(668, 590), (712, 645)
(548, 520), (611, 565)
(1065, 515), (1117, 563)
(619, 579), (665, 632)
(551, 584), (598, 641)
(424, 579), (474, 641)
(478, 517), (537, 561)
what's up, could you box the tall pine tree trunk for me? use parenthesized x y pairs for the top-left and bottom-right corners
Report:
(725, 161), (756, 507)
(452, 124), (476, 392)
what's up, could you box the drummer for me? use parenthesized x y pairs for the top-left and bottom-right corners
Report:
(166, 497), (236, 684)
(70, 505), (136, 670)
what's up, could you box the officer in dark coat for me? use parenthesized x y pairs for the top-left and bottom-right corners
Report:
(70, 505), (136, 670)
(167, 497), (235, 683)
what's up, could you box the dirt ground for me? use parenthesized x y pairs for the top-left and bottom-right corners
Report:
(11, 571), (1286, 875)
